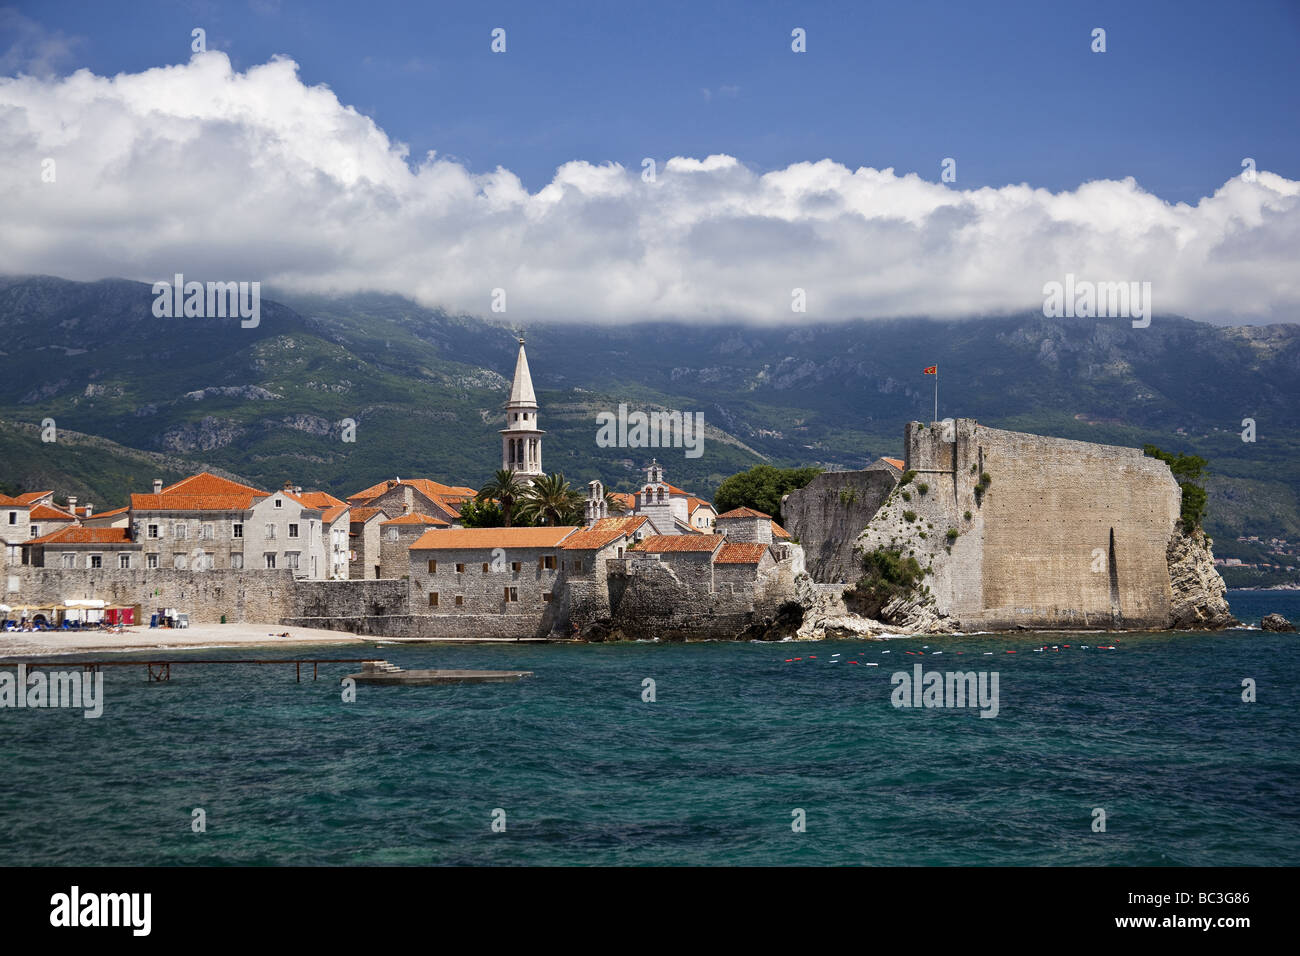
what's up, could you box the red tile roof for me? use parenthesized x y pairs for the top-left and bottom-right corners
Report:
(381, 513), (450, 527)
(632, 534), (725, 554)
(410, 526), (578, 550)
(716, 542), (771, 564)
(295, 491), (348, 509)
(28, 503), (77, 521)
(26, 526), (134, 545)
(348, 477), (477, 504)
(561, 515), (650, 551)
(686, 496), (715, 515)
(770, 520), (791, 539)
(161, 472), (268, 497)
(349, 507), (385, 524)
(11, 491), (53, 506)
(881, 457), (905, 471)
(320, 505), (349, 524)
(609, 492), (637, 511)
(131, 493), (261, 511)
(716, 506), (772, 520)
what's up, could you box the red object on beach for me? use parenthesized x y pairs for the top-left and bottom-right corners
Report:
(1006, 650), (1016, 653)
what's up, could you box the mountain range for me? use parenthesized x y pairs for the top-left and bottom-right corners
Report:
(2, 274), (1298, 570)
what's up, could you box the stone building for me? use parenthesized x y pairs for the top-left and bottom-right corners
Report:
(347, 507), (386, 579)
(379, 512), (450, 578)
(346, 478), (474, 524)
(23, 526), (142, 570)
(407, 526), (576, 634)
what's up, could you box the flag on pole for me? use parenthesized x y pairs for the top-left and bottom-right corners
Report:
(923, 366), (937, 375)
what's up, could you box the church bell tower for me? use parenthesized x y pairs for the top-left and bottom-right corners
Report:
(500, 337), (544, 480)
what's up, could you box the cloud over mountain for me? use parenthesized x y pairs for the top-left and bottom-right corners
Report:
(2, 52), (1297, 324)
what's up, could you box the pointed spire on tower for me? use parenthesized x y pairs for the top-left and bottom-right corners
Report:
(509, 336), (537, 407)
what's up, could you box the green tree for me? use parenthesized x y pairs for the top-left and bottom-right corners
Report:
(518, 473), (583, 526)
(458, 499), (506, 528)
(604, 491), (629, 515)
(713, 464), (823, 524)
(1143, 445), (1209, 529)
(476, 469), (529, 527)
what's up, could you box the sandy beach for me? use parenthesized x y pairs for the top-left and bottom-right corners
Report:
(0, 622), (368, 659)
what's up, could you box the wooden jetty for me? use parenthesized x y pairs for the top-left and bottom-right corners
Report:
(0, 657), (383, 681)
(343, 660), (533, 685)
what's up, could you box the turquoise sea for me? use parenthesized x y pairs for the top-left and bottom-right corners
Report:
(1, 590), (1297, 866)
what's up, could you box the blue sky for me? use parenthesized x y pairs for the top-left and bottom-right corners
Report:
(11, 0), (1300, 202)
(2, 1), (1297, 324)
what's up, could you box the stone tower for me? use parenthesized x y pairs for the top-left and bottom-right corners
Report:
(585, 479), (608, 525)
(500, 337), (544, 480)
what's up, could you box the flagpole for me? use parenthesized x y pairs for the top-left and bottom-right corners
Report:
(934, 365), (938, 423)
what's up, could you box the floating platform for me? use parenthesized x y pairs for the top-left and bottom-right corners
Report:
(342, 660), (533, 685)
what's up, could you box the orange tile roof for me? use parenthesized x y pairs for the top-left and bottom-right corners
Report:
(632, 534), (725, 554)
(87, 505), (129, 518)
(348, 478), (477, 504)
(320, 505), (349, 524)
(131, 493), (261, 511)
(26, 526), (134, 545)
(161, 471), (268, 497)
(770, 520), (791, 539)
(410, 526), (578, 550)
(295, 491), (348, 509)
(29, 503), (77, 521)
(716, 506), (772, 520)
(349, 507), (385, 523)
(11, 491), (53, 506)
(561, 515), (650, 550)
(609, 492), (637, 511)
(716, 542), (771, 564)
(686, 496), (715, 515)
(381, 513), (450, 527)
(881, 457), (905, 471)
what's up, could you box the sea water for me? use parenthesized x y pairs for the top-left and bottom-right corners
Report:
(0, 590), (1296, 866)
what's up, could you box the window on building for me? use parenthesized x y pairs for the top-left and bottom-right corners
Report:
(61, 552), (75, 568)
(427, 559), (437, 573)
(147, 554), (159, 569)
(274, 498), (282, 508)
(174, 524), (187, 539)
(173, 554), (187, 570)
(148, 524), (159, 538)
(289, 523), (300, 539)
(119, 554), (131, 569)
(574, 559), (585, 572)
(265, 554), (277, 569)
(286, 552), (300, 570)
(7, 511), (15, 525)
(231, 553), (243, 570)
(201, 523), (214, 539)
(542, 555), (556, 570)
(456, 563), (465, 573)
(29, 526), (40, 537)
(428, 592), (439, 607)
(89, 554), (102, 569)
(454, 595), (463, 606)
(542, 592), (552, 603)
(482, 562), (489, 572)
(232, 523), (243, 538)
(504, 587), (518, 603)
(265, 524), (276, 539)
(511, 561), (521, 572)
(385, 528), (398, 541)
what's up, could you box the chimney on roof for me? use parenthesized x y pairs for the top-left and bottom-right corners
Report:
(387, 478), (398, 490)
(67, 496), (77, 513)
(294, 486), (302, 494)
(283, 480), (293, 492)
(85, 503), (93, 517)
(153, 478), (163, 494)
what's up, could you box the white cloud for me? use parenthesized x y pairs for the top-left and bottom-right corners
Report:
(1, 51), (1297, 324)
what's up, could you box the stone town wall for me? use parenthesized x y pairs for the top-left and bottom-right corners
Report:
(890, 419), (1182, 630)
(782, 468), (899, 583)
(3, 566), (298, 623)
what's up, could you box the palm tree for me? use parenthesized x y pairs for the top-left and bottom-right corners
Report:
(477, 470), (529, 528)
(519, 473), (583, 526)
(604, 491), (629, 515)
